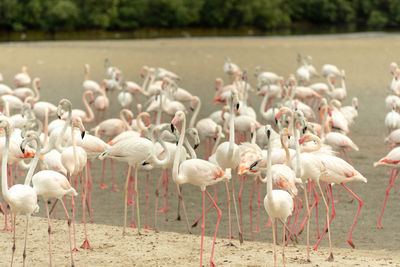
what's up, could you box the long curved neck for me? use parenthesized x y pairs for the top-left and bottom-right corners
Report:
(141, 71), (151, 92)
(120, 109), (132, 130)
(189, 97), (201, 128)
(24, 137), (41, 186)
(136, 112), (148, 135)
(259, 87), (269, 117)
(84, 66), (89, 81)
(301, 135), (322, 153)
(32, 79), (40, 101)
(156, 93), (163, 125)
(2, 126), (11, 201)
(173, 116), (187, 185)
(285, 109), (294, 136)
(43, 107), (49, 147)
(71, 121), (78, 174)
(294, 118), (301, 178)
(341, 76), (346, 91)
(266, 136), (273, 200)
(228, 101), (235, 158)
(327, 75), (335, 91)
(55, 106), (72, 152)
(82, 92), (94, 122)
(184, 135), (197, 159)
(281, 134), (290, 166)
(150, 132), (170, 166)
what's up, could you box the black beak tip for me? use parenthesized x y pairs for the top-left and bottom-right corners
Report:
(57, 115), (61, 119)
(213, 137), (217, 141)
(249, 161), (258, 171)
(142, 161), (149, 166)
(170, 124), (175, 133)
(89, 100), (94, 105)
(275, 118), (278, 124)
(190, 107), (194, 112)
(81, 131), (86, 139)
(236, 103), (240, 110)
(194, 143), (199, 150)
(302, 127), (307, 134)
(20, 146), (25, 154)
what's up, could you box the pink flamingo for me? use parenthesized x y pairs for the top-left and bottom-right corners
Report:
(171, 110), (231, 267)
(82, 64), (100, 92)
(14, 66), (31, 88)
(0, 116), (39, 267)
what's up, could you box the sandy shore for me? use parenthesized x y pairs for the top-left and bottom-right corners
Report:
(1, 216), (398, 266)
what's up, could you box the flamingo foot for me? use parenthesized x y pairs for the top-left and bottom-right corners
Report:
(127, 200), (134, 206)
(129, 222), (136, 228)
(176, 215), (181, 221)
(157, 207), (169, 213)
(225, 242), (236, 247)
(327, 253), (334, 262)
(112, 186), (119, 192)
(192, 221), (198, 228)
(252, 227), (260, 233)
(72, 247), (79, 252)
(144, 226), (152, 230)
(99, 184), (108, 189)
(377, 222), (383, 229)
(226, 234), (236, 239)
(210, 259), (216, 267)
(80, 239), (91, 249)
(239, 232), (243, 244)
(314, 234), (320, 239)
(347, 239), (355, 249)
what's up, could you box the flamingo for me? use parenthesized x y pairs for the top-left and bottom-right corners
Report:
(171, 110), (231, 267)
(385, 100), (400, 133)
(13, 77), (40, 101)
(261, 125), (294, 267)
(321, 64), (341, 78)
(0, 116), (39, 267)
(94, 80), (110, 122)
(14, 66), (31, 88)
(99, 123), (171, 235)
(83, 64), (100, 92)
(374, 147), (400, 228)
(22, 132), (76, 267)
(61, 91), (95, 123)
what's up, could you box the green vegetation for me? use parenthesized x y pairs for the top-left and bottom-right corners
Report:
(0, 0), (398, 33)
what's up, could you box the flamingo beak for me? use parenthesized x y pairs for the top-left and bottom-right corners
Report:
(194, 143), (199, 150)
(299, 136), (306, 145)
(81, 131), (86, 139)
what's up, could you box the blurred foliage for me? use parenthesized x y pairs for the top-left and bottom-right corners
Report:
(0, 0), (399, 32)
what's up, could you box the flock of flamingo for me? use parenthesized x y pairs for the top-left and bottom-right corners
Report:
(1, 53), (391, 267)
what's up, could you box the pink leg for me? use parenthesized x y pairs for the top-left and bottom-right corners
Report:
(377, 169), (398, 228)
(225, 182), (234, 242)
(80, 170), (91, 249)
(60, 199), (74, 267)
(342, 183), (363, 248)
(100, 159), (108, 189)
(250, 180), (255, 241)
(71, 184), (79, 252)
(204, 139), (209, 161)
(205, 190), (222, 267)
(87, 161), (93, 223)
(145, 172), (152, 230)
(312, 182), (320, 239)
(200, 191), (205, 267)
(314, 184), (336, 250)
(45, 201), (53, 266)
(154, 170), (164, 232)
(238, 178), (244, 234)
(111, 159), (119, 192)
(129, 173), (136, 228)
(254, 180), (261, 232)
(159, 169), (169, 213)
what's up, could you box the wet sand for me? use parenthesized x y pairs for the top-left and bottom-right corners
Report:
(0, 35), (400, 264)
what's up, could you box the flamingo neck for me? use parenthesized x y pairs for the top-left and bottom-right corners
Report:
(32, 79), (40, 101)
(294, 117), (301, 178)
(184, 136), (197, 159)
(189, 97), (201, 128)
(259, 86), (269, 117)
(120, 109), (132, 130)
(24, 136), (41, 186)
(55, 104), (72, 152)
(82, 92), (94, 122)
(281, 134), (290, 166)
(136, 112), (148, 135)
(1, 126), (10, 202)
(156, 92), (163, 125)
(173, 115), (187, 185)
(266, 135), (273, 201)
(71, 120), (78, 175)
(228, 100), (235, 158)
(43, 107), (49, 147)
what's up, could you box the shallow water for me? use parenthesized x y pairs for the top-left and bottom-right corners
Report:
(0, 36), (399, 251)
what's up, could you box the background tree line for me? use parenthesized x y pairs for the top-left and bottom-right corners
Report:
(0, 0), (399, 33)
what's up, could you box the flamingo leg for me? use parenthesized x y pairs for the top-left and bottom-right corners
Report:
(311, 182), (320, 239)
(255, 180), (261, 232)
(249, 180), (255, 241)
(145, 172), (151, 230)
(303, 180), (311, 262)
(205, 190), (221, 267)
(175, 183), (191, 234)
(176, 185), (182, 221)
(134, 164), (141, 234)
(313, 180), (334, 261)
(87, 161), (93, 223)
(21, 217), (29, 267)
(282, 219), (286, 266)
(11, 214), (16, 267)
(70, 174), (79, 252)
(111, 159), (119, 192)
(81, 168), (91, 249)
(200, 191), (205, 267)
(377, 169), (398, 228)
(45, 202), (53, 266)
(154, 170), (164, 232)
(123, 165), (132, 235)
(341, 183), (363, 248)
(100, 159), (108, 189)
(231, 176), (243, 244)
(60, 199), (74, 267)
(271, 218), (277, 267)
(225, 181), (234, 244)
(238, 177), (244, 234)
